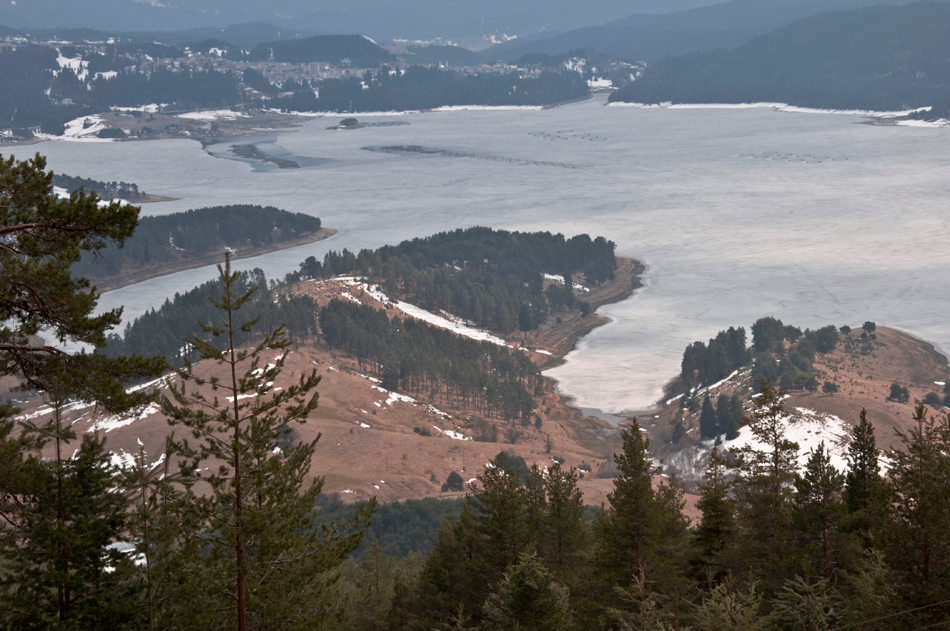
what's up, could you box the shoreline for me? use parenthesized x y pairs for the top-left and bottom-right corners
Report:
(89, 228), (336, 293)
(525, 257), (645, 428)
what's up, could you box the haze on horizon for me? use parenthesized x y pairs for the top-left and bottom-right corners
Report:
(0, 0), (723, 45)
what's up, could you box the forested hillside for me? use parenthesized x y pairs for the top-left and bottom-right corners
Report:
(293, 227), (616, 335)
(101, 269), (319, 362)
(610, 1), (950, 112)
(319, 300), (541, 423)
(73, 205), (321, 282)
(485, 0), (915, 63)
(336, 398), (950, 631)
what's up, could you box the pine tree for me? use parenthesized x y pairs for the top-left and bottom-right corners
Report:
(594, 418), (689, 622)
(732, 381), (799, 592)
(119, 437), (186, 631)
(482, 552), (573, 631)
(388, 452), (537, 631)
(717, 394), (743, 440)
(767, 576), (838, 631)
(692, 447), (737, 585)
(0, 152), (157, 407)
(879, 404), (950, 626)
(843, 409), (880, 515)
(0, 152), (165, 628)
(793, 442), (849, 585)
(690, 578), (765, 631)
(160, 252), (374, 631)
(0, 386), (142, 630)
(537, 463), (588, 588)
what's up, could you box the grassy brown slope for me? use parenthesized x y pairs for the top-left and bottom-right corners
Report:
(21, 257), (643, 507)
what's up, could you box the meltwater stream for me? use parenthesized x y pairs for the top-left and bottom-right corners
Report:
(13, 94), (950, 415)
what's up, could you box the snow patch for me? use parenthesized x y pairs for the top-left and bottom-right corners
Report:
(543, 273), (589, 292)
(431, 105), (543, 112)
(433, 426), (472, 441)
(177, 109), (248, 121)
(608, 101), (932, 118)
(588, 78), (613, 89)
(343, 279), (511, 347)
(372, 385), (418, 406)
(91, 402), (161, 433)
(225, 393), (257, 402)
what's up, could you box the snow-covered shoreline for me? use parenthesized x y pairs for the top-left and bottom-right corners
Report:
(608, 100), (932, 118)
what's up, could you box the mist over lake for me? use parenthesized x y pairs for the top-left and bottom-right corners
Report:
(15, 94), (950, 415)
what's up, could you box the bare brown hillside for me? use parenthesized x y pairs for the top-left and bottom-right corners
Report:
(15, 258), (643, 508)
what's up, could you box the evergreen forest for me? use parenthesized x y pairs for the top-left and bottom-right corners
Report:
(73, 205), (321, 281)
(101, 268), (320, 362)
(319, 299), (541, 423)
(294, 227), (616, 335)
(52, 172), (147, 201)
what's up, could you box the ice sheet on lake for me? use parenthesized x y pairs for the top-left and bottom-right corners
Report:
(26, 93), (950, 415)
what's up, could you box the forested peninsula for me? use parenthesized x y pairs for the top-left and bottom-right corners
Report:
(610, 2), (950, 115)
(102, 227), (634, 425)
(73, 205), (332, 291)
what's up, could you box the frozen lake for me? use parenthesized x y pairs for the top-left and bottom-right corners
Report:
(13, 94), (950, 415)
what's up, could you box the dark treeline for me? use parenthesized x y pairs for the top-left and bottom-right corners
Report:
(319, 299), (540, 423)
(681, 316), (841, 393)
(315, 496), (467, 560)
(86, 67), (242, 112)
(0, 45), (82, 135)
(611, 2), (950, 114)
(328, 389), (950, 631)
(73, 205), (321, 281)
(748, 317), (840, 393)
(101, 269), (319, 363)
(698, 392), (744, 441)
(274, 65), (589, 112)
(681, 326), (749, 388)
(52, 172), (145, 200)
(294, 227), (616, 335)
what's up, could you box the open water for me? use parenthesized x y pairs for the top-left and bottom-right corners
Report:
(12, 94), (950, 417)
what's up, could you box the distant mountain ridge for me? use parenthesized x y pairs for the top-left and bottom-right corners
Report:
(609, 1), (950, 112)
(0, 0), (723, 45)
(485, 0), (930, 62)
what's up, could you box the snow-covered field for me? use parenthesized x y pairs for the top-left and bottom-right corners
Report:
(667, 407), (855, 480)
(36, 114), (114, 142)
